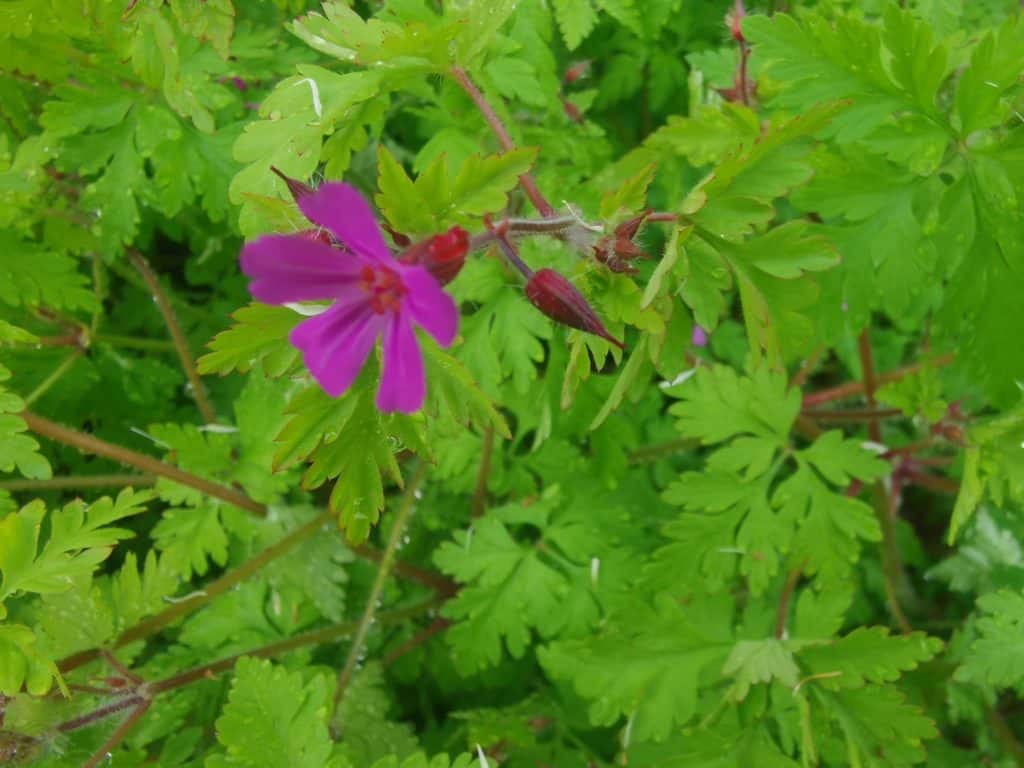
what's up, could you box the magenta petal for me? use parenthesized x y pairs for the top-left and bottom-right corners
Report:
(241, 234), (363, 304)
(298, 183), (390, 262)
(401, 265), (459, 347)
(376, 314), (426, 413)
(290, 300), (384, 397)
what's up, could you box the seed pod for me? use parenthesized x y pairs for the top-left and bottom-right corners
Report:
(270, 166), (314, 202)
(525, 268), (624, 349)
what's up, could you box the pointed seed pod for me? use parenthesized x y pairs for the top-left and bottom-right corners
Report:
(525, 268), (624, 348)
(270, 166), (315, 203)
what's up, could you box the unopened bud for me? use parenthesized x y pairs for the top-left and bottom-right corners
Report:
(299, 228), (333, 247)
(399, 226), (470, 285)
(564, 60), (591, 85)
(270, 166), (314, 203)
(728, 0), (747, 42)
(525, 268), (624, 348)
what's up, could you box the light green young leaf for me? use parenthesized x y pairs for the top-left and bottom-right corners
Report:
(212, 657), (340, 768)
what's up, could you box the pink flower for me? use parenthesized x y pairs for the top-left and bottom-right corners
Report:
(240, 183), (459, 413)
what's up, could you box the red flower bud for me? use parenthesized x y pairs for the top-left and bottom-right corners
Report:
(270, 166), (314, 203)
(563, 60), (591, 85)
(525, 268), (624, 349)
(728, 0), (747, 42)
(299, 228), (333, 247)
(563, 100), (583, 123)
(398, 226), (470, 285)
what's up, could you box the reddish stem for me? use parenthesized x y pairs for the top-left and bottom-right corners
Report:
(802, 353), (955, 407)
(449, 67), (555, 217)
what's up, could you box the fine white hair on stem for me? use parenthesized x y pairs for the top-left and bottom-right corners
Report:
(296, 77), (323, 118)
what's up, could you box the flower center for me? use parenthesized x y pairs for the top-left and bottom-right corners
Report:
(359, 264), (406, 314)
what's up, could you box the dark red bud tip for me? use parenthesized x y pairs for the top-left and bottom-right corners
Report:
(729, 0), (747, 42)
(299, 228), (333, 247)
(270, 166), (315, 203)
(525, 268), (624, 349)
(564, 60), (591, 85)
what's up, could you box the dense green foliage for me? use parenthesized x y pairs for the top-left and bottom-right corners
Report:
(2, 0), (1024, 765)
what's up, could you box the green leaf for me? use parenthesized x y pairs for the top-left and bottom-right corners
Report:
(0, 366), (51, 480)
(958, 590), (1024, 689)
(540, 593), (733, 741)
(435, 509), (600, 673)
(799, 430), (889, 486)
(552, 0), (598, 50)
(0, 490), (150, 608)
(798, 627), (942, 689)
(0, 623), (62, 696)
(0, 230), (96, 311)
(422, 343), (510, 438)
(198, 303), (302, 377)
(722, 639), (800, 701)
(668, 365), (799, 447)
(212, 657), (339, 768)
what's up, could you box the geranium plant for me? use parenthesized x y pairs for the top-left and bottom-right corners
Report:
(2, 1), (1024, 766)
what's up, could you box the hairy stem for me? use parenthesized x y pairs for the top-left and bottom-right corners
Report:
(627, 437), (699, 465)
(0, 474), (155, 491)
(775, 562), (806, 639)
(56, 694), (146, 733)
(82, 700), (150, 768)
(59, 510), (335, 673)
(154, 597), (442, 696)
(53, 598), (443, 735)
(21, 411), (265, 515)
(472, 425), (495, 517)
(986, 705), (1024, 767)
(334, 462), (428, 710)
(351, 544), (458, 596)
(856, 330), (883, 443)
(801, 406), (903, 423)
(449, 67), (555, 217)
(24, 352), (81, 406)
(128, 250), (216, 424)
(382, 617), (450, 667)
(802, 353), (955, 407)
(871, 480), (914, 634)
(92, 333), (177, 352)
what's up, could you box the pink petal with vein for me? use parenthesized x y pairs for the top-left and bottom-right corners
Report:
(241, 234), (362, 304)
(401, 265), (459, 347)
(298, 183), (390, 262)
(290, 300), (385, 397)
(376, 314), (426, 413)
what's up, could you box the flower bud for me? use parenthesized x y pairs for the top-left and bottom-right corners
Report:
(399, 226), (470, 285)
(728, 0), (747, 43)
(525, 268), (624, 349)
(270, 166), (314, 203)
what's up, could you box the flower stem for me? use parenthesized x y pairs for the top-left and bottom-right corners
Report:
(24, 352), (81, 406)
(774, 561), (806, 639)
(21, 411), (265, 515)
(382, 617), (449, 667)
(472, 425), (495, 517)
(334, 462), (428, 711)
(802, 353), (955, 407)
(449, 67), (555, 217)
(82, 700), (150, 768)
(52, 598), (443, 735)
(128, 250), (216, 424)
(59, 510), (335, 674)
(801, 406), (903, 423)
(856, 330), (883, 443)
(92, 333), (177, 352)
(0, 474), (155, 492)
